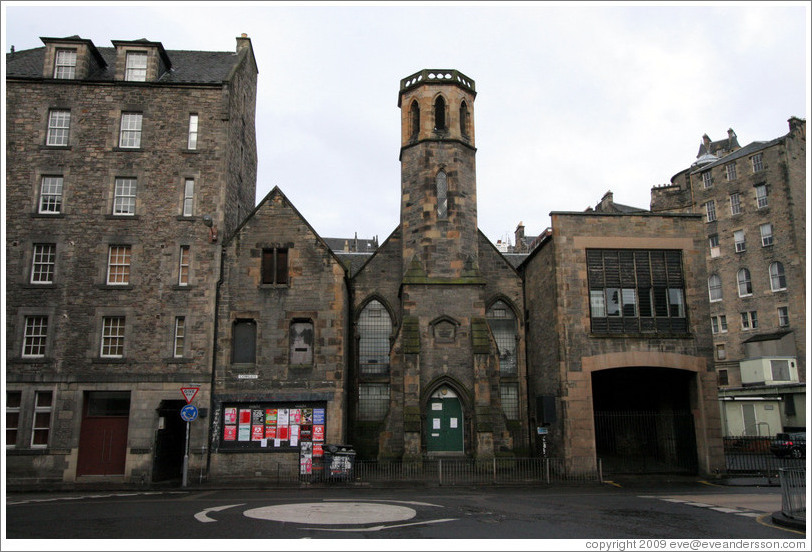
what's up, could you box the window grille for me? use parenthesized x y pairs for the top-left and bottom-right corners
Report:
(358, 300), (391, 375)
(358, 383), (390, 421)
(500, 383), (519, 420)
(23, 316), (48, 357)
(487, 300), (517, 374)
(436, 171), (448, 219)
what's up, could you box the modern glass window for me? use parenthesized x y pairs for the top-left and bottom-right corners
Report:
(755, 184), (768, 209)
(173, 316), (185, 358)
(778, 306), (789, 327)
(708, 274), (723, 302)
(725, 163), (737, 180)
(734, 230), (746, 253)
(290, 320), (314, 366)
(46, 110), (70, 146)
(737, 268), (752, 297)
(30, 243), (56, 284)
(436, 170), (448, 219)
(125, 51), (148, 81)
(31, 391), (53, 447)
(53, 49), (77, 79)
(587, 249), (688, 334)
(113, 177), (137, 215)
(232, 319), (256, 364)
(182, 178), (195, 217)
(101, 316), (126, 357)
(729, 193), (741, 215)
(500, 383), (519, 420)
(106, 245), (131, 285)
(187, 114), (199, 150)
(261, 248), (289, 285)
(6, 391), (22, 447)
(358, 300), (392, 375)
(486, 300), (517, 375)
(22, 316), (48, 358)
(740, 311), (758, 330)
(701, 171), (712, 188)
(751, 153), (763, 172)
(704, 200), (716, 222)
(39, 176), (63, 214)
(760, 223), (773, 247)
(358, 383), (390, 421)
(178, 245), (190, 286)
(769, 262), (786, 291)
(119, 113), (143, 148)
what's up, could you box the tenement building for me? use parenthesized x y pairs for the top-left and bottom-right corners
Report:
(6, 35), (258, 484)
(651, 120), (806, 438)
(6, 37), (726, 487)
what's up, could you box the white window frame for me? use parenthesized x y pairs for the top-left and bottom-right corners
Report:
(178, 245), (190, 286)
(778, 306), (789, 327)
(6, 391), (22, 448)
(106, 245), (131, 285)
(729, 193), (741, 215)
(734, 230), (746, 253)
(22, 316), (48, 358)
(760, 223), (773, 247)
(101, 316), (126, 358)
(751, 153), (763, 173)
(31, 391), (53, 448)
(53, 48), (77, 79)
(183, 178), (195, 217)
(113, 177), (137, 216)
(737, 268), (752, 297)
(701, 171), (712, 189)
(173, 316), (185, 358)
(740, 311), (758, 330)
(704, 200), (716, 222)
(30, 243), (56, 284)
(46, 109), (70, 146)
(755, 184), (768, 209)
(769, 262), (786, 292)
(708, 274), (723, 302)
(725, 162), (737, 180)
(708, 234), (720, 258)
(39, 175), (64, 214)
(119, 112), (143, 148)
(187, 114), (199, 150)
(125, 51), (148, 82)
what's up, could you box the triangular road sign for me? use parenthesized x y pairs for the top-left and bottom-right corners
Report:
(181, 387), (199, 404)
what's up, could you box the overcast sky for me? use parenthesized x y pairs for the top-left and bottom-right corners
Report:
(3, 1), (809, 246)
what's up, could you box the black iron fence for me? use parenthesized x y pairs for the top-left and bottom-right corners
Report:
(723, 436), (806, 476)
(778, 468), (806, 522)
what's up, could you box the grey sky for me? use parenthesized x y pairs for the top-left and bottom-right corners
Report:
(3, 1), (809, 245)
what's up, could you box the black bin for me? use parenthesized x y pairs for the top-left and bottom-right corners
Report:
(323, 444), (355, 481)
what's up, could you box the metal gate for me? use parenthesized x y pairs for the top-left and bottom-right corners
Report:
(594, 410), (698, 474)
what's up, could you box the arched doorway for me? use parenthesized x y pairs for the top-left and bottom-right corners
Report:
(426, 386), (463, 453)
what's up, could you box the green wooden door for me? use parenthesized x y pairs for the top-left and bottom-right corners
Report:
(427, 397), (463, 452)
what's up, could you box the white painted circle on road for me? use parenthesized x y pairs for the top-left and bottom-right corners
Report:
(243, 502), (416, 525)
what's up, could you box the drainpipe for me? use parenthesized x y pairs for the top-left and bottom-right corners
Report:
(206, 243), (225, 479)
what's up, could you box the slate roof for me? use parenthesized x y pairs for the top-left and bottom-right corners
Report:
(6, 44), (242, 84)
(689, 138), (784, 175)
(333, 252), (375, 278)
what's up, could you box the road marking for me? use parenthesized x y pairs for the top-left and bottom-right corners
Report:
(7, 491), (187, 506)
(301, 518), (458, 532)
(324, 498), (443, 507)
(640, 496), (767, 519)
(603, 480), (622, 487)
(756, 513), (806, 535)
(194, 503), (245, 523)
(244, 502), (416, 525)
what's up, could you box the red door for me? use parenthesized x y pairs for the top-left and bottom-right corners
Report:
(76, 392), (130, 476)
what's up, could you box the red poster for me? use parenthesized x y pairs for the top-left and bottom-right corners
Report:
(239, 409), (251, 425)
(224, 407), (237, 424)
(278, 425), (290, 440)
(251, 425), (264, 441)
(223, 426), (236, 441)
(313, 425), (325, 442)
(313, 443), (323, 456)
(265, 425), (277, 439)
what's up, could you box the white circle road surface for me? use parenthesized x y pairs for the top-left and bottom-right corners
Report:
(243, 502), (416, 524)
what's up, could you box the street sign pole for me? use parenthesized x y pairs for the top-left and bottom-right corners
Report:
(182, 420), (190, 487)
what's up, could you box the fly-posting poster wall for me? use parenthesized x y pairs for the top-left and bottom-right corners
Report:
(218, 402), (326, 475)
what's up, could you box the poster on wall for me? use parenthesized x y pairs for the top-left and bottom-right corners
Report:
(224, 426), (237, 441)
(300, 441), (313, 475)
(224, 407), (237, 424)
(313, 408), (325, 425)
(313, 425), (324, 442)
(251, 425), (264, 441)
(290, 408), (302, 425)
(290, 425), (300, 447)
(239, 409), (251, 425)
(238, 425), (251, 441)
(219, 401), (326, 452)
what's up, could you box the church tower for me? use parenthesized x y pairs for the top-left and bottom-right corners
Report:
(398, 70), (478, 279)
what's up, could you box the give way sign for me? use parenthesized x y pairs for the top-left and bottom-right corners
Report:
(181, 387), (199, 404)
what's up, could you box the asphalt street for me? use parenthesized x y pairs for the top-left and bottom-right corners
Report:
(3, 477), (807, 545)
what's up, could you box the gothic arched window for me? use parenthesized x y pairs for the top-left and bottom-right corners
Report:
(410, 100), (420, 139)
(436, 171), (448, 219)
(434, 96), (446, 131)
(486, 300), (517, 374)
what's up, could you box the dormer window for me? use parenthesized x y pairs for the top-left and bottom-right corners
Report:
(125, 52), (148, 82)
(53, 49), (77, 79)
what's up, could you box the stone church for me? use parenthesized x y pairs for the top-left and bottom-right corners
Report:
(6, 37), (725, 487)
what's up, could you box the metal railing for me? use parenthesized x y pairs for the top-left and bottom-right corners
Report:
(778, 468), (806, 521)
(723, 436), (806, 476)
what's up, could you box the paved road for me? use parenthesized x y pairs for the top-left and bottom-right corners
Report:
(3, 479), (806, 543)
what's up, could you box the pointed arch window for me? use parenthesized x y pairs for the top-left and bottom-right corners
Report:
(433, 96), (446, 131)
(436, 171), (448, 219)
(459, 100), (469, 137)
(487, 300), (518, 374)
(409, 100), (420, 140)
(358, 300), (392, 375)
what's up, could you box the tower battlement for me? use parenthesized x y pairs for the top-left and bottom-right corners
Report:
(399, 69), (475, 104)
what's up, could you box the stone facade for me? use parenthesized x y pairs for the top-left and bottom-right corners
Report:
(651, 119), (806, 435)
(5, 35), (257, 486)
